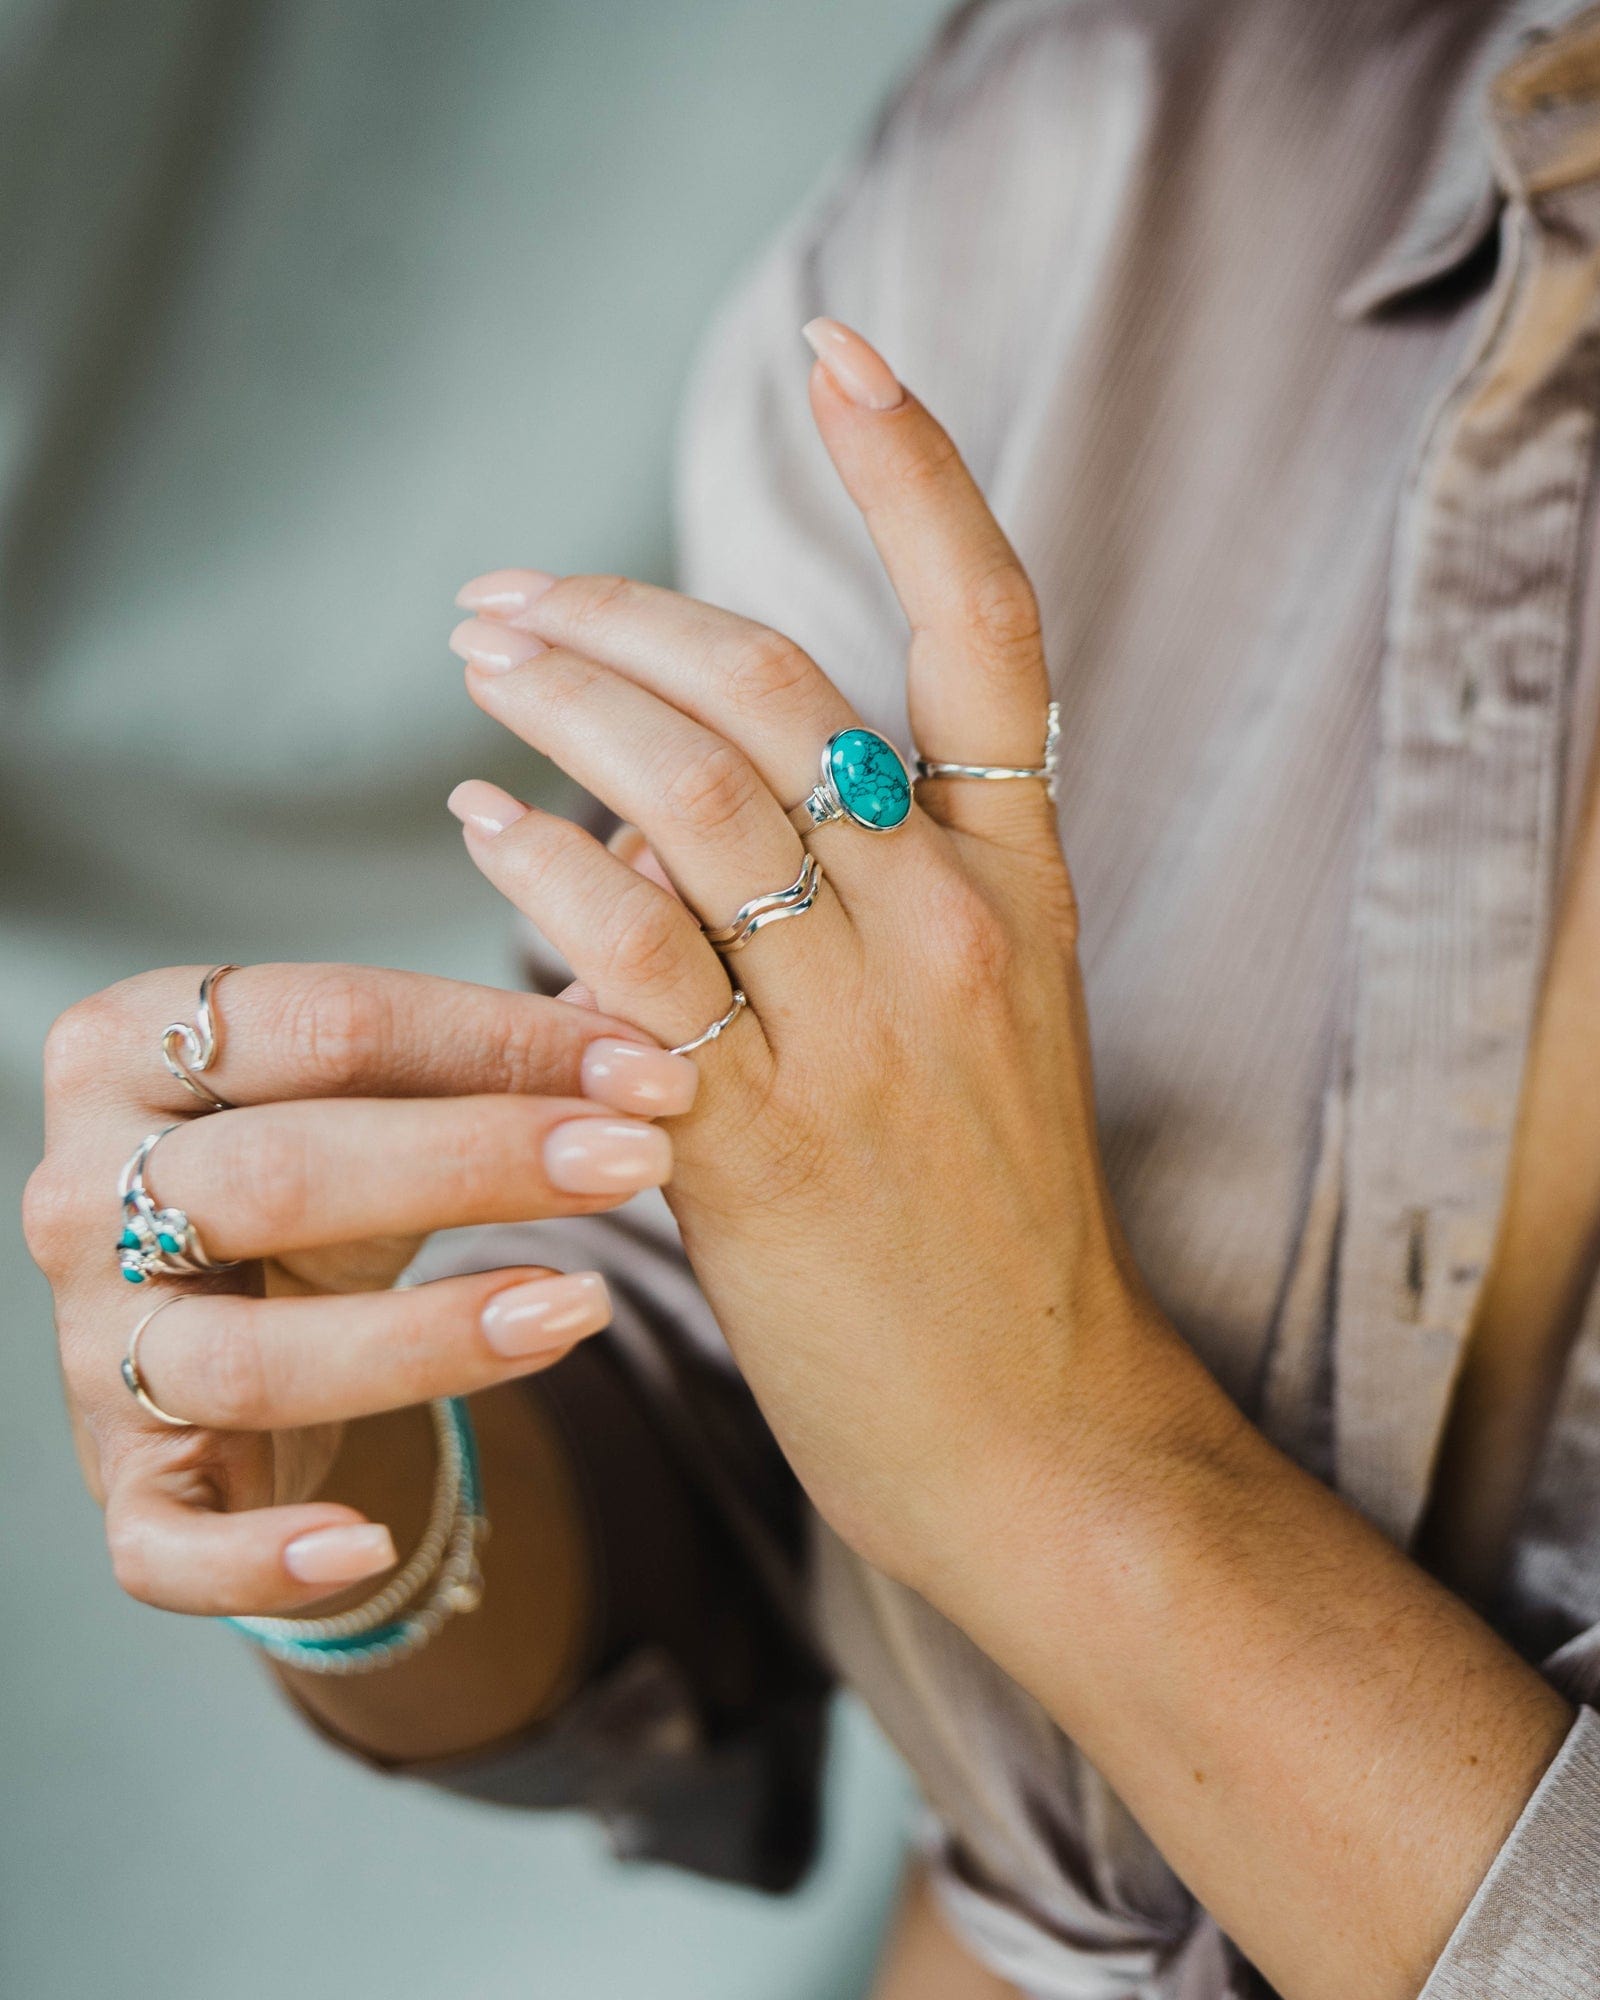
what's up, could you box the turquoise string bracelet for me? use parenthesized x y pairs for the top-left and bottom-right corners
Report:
(224, 1396), (486, 1674)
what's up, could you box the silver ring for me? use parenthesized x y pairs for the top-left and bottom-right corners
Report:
(122, 1294), (198, 1428)
(704, 854), (822, 954)
(162, 964), (239, 1110)
(786, 727), (913, 837)
(914, 701), (1061, 802)
(668, 989), (749, 1058)
(117, 1127), (237, 1285)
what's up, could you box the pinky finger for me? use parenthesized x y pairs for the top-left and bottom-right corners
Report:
(448, 783), (745, 1055)
(103, 1445), (396, 1618)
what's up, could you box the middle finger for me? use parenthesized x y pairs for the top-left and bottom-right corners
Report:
(143, 1093), (672, 1262)
(451, 623), (857, 963)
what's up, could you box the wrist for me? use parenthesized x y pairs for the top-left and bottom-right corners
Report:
(910, 1292), (1245, 1675)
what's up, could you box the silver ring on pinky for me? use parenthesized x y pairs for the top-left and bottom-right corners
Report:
(122, 1294), (197, 1428)
(703, 854), (822, 955)
(668, 989), (749, 1058)
(914, 701), (1062, 802)
(162, 963), (240, 1110)
(117, 1126), (237, 1286)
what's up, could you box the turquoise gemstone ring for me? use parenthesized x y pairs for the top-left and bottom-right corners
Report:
(116, 1125), (236, 1284)
(786, 726), (914, 837)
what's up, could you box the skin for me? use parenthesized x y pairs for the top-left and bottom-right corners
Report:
(25, 321), (1578, 2000)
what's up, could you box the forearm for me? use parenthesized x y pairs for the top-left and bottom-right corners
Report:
(274, 1385), (592, 1764)
(936, 1312), (1573, 2000)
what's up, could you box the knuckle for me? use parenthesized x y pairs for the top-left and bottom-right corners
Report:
(210, 1116), (312, 1243)
(883, 414), (962, 496)
(21, 1160), (78, 1276)
(725, 631), (815, 712)
(41, 990), (123, 1100)
(604, 879), (692, 993)
(929, 878), (1016, 997)
(185, 1316), (268, 1429)
(557, 572), (634, 639)
(962, 561), (1042, 660)
(277, 968), (388, 1093)
(105, 1515), (159, 1605)
(659, 740), (760, 838)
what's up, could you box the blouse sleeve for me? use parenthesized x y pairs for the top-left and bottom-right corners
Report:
(294, 1214), (833, 1896)
(1419, 1705), (1600, 1999)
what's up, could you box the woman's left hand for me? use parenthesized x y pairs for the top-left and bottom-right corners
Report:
(444, 317), (1155, 1600)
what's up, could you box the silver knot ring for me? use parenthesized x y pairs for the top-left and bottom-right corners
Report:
(162, 964), (240, 1110)
(668, 989), (749, 1059)
(914, 701), (1061, 802)
(703, 854), (822, 954)
(117, 1126), (236, 1285)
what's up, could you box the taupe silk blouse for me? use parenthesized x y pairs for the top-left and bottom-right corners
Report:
(385, 3), (1600, 1992)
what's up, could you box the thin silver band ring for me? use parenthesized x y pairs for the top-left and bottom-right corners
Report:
(914, 701), (1061, 802)
(122, 1294), (199, 1428)
(704, 854), (822, 954)
(668, 989), (749, 1058)
(162, 964), (240, 1110)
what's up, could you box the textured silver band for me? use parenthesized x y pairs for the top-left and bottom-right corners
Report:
(914, 701), (1061, 802)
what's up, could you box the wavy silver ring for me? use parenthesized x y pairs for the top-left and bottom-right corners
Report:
(117, 1126), (237, 1285)
(703, 854), (822, 955)
(668, 989), (749, 1058)
(914, 701), (1061, 802)
(162, 964), (240, 1109)
(121, 1294), (198, 1428)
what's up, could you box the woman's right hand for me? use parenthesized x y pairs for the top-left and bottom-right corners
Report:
(23, 962), (696, 1618)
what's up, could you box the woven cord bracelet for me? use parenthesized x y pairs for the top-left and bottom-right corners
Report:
(223, 1396), (487, 1675)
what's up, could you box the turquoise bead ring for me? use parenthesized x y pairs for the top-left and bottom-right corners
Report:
(787, 727), (913, 837)
(117, 1126), (236, 1284)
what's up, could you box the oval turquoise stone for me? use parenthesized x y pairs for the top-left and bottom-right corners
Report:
(828, 728), (911, 830)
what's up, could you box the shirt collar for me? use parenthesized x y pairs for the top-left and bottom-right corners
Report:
(1341, 0), (1600, 317)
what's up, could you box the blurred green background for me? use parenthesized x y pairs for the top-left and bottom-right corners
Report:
(0, 3), (951, 1993)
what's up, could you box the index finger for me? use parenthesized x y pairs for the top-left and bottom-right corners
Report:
(44, 964), (685, 1123)
(803, 319), (1055, 803)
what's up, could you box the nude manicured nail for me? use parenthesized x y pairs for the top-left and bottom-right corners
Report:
(283, 1523), (397, 1585)
(482, 1271), (611, 1358)
(544, 1117), (671, 1194)
(802, 317), (905, 412)
(449, 616), (547, 673)
(448, 779), (528, 837)
(582, 1038), (700, 1116)
(455, 568), (559, 619)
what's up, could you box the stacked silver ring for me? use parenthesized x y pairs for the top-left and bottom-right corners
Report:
(117, 1126), (235, 1284)
(704, 854), (822, 955)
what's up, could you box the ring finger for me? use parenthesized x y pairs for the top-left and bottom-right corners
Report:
(119, 1266), (611, 1431)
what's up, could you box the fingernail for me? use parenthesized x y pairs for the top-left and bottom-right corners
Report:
(582, 1038), (700, 1116)
(455, 568), (559, 619)
(448, 779), (528, 837)
(283, 1522), (397, 1585)
(544, 1117), (672, 1194)
(802, 317), (905, 412)
(482, 1271), (611, 1358)
(449, 616), (547, 673)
